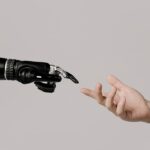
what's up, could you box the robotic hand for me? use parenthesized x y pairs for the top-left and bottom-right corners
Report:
(0, 58), (79, 93)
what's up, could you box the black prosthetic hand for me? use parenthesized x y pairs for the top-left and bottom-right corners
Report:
(0, 58), (79, 93)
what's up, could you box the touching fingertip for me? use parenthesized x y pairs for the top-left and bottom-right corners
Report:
(80, 88), (86, 93)
(80, 88), (91, 95)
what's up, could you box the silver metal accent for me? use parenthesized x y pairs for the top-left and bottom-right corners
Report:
(50, 65), (67, 78)
(4, 59), (8, 80)
(49, 65), (56, 74)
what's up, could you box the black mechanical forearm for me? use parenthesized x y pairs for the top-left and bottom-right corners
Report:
(0, 58), (6, 79)
(0, 57), (79, 93)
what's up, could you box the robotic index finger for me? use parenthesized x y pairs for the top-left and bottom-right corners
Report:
(49, 65), (79, 84)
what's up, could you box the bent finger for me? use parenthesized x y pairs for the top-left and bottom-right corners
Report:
(105, 87), (117, 111)
(116, 96), (126, 116)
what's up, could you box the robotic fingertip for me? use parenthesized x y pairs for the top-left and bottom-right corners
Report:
(66, 72), (79, 84)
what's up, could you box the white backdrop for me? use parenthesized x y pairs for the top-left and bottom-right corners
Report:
(0, 0), (150, 150)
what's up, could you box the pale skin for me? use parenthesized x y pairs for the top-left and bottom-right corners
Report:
(81, 75), (150, 123)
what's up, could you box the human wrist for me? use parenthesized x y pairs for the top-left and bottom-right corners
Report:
(146, 100), (150, 109)
(144, 100), (150, 123)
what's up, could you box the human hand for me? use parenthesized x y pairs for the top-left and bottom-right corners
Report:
(81, 75), (150, 123)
